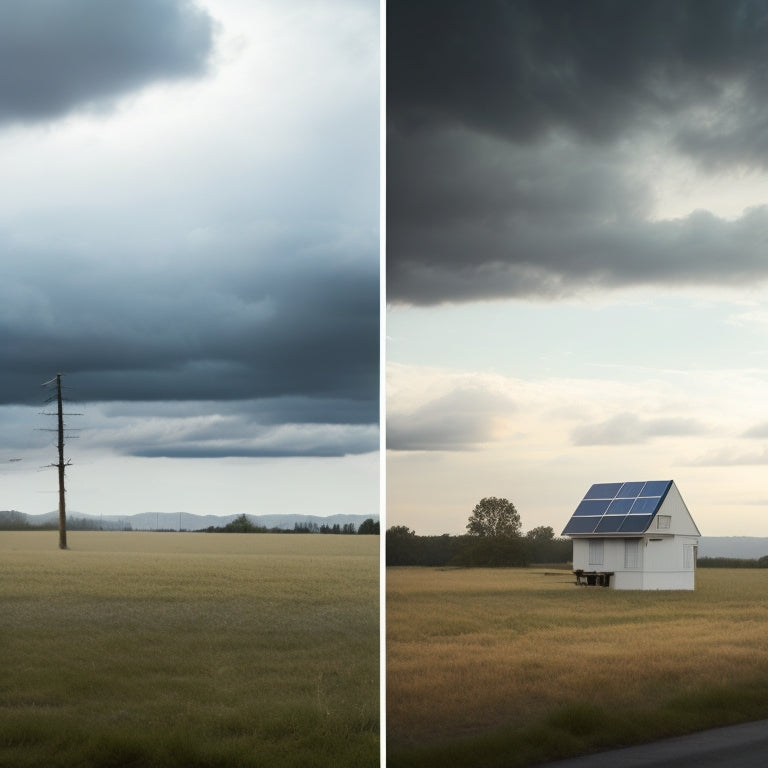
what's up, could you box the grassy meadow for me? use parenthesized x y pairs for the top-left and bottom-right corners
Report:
(0, 531), (379, 768)
(387, 566), (768, 767)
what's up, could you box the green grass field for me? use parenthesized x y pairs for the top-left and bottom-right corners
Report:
(0, 531), (379, 768)
(387, 566), (768, 768)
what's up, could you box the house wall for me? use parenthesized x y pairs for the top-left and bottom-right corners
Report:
(572, 534), (698, 590)
(643, 536), (675, 570)
(573, 537), (641, 572)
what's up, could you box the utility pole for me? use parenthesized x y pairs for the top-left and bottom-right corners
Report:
(42, 374), (78, 550)
(55, 374), (66, 549)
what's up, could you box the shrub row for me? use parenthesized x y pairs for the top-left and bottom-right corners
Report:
(386, 528), (572, 567)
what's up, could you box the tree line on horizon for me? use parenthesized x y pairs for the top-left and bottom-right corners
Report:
(387, 497), (571, 567)
(0, 510), (380, 535)
(200, 514), (380, 535)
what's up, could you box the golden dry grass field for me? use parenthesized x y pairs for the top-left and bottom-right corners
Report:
(387, 566), (768, 767)
(0, 531), (379, 768)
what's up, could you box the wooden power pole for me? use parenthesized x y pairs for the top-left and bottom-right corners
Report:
(43, 373), (75, 550)
(55, 374), (66, 550)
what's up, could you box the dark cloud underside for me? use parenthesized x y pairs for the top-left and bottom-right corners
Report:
(0, 0), (213, 123)
(0, 257), (379, 424)
(387, 0), (768, 305)
(390, 0), (768, 146)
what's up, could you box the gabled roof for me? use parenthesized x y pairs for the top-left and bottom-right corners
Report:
(562, 480), (672, 536)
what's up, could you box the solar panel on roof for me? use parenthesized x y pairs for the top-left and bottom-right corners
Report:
(629, 497), (658, 515)
(606, 498), (633, 515)
(640, 480), (669, 497)
(573, 499), (611, 516)
(562, 480), (672, 536)
(620, 515), (653, 533)
(562, 516), (602, 535)
(617, 481), (644, 497)
(595, 515), (625, 533)
(584, 482), (623, 499)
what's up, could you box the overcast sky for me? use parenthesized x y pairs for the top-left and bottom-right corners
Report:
(387, 0), (768, 537)
(0, 0), (379, 520)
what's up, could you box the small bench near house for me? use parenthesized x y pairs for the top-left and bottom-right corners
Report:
(574, 569), (614, 587)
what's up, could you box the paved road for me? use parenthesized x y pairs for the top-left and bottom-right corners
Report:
(538, 719), (768, 768)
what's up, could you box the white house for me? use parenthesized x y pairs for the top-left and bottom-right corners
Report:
(561, 480), (700, 590)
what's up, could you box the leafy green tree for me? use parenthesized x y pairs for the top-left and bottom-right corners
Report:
(524, 525), (571, 563)
(224, 514), (263, 533)
(358, 518), (380, 535)
(386, 526), (418, 565)
(387, 525), (415, 538)
(525, 525), (555, 543)
(466, 497), (521, 538)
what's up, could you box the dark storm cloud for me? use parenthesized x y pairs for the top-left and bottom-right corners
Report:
(0, 0), (214, 124)
(390, 0), (768, 147)
(388, 0), (768, 304)
(0, 252), (378, 425)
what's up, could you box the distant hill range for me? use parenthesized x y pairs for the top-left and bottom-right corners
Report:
(697, 537), (768, 560)
(0, 509), (378, 532)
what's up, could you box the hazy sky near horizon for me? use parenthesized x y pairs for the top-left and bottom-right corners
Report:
(0, 0), (379, 519)
(387, 0), (768, 537)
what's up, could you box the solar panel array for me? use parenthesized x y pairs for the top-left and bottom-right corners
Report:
(562, 480), (672, 536)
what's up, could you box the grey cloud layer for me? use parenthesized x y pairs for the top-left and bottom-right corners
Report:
(0, 254), (378, 412)
(0, 248), (378, 457)
(1, 0), (379, 459)
(388, 0), (768, 304)
(387, 387), (515, 451)
(0, 0), (213, 123)
(571, 413), (708, 446)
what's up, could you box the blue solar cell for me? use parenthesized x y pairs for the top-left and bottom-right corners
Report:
(562, 516), (600, 535)
(629, 496), (661, 515)
(595, 515), (625, 533)
(573, 499), (611, 516)
(640, 480), (671, 497)
(584, 483), (623, 500)
(620, 514), (653, 532)
(606, 498), (634, 515)
(617, 481), (644, 497)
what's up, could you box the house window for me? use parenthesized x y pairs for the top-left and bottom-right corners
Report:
(624, 539), (640, 569)
(684, 544), (694, 569)
(588, 540), (604, 566)
(657, 515), (671, 530)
